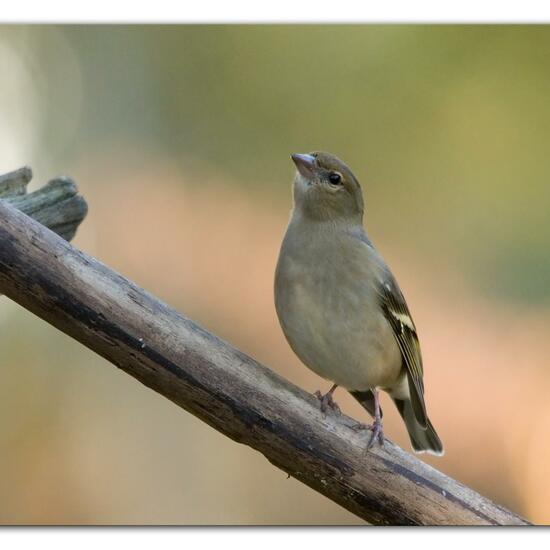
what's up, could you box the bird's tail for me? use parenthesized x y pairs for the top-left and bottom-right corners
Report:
(393, 397), (444, 456)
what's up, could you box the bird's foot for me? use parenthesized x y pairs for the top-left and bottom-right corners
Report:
(314, 388), (341, 416)
(367, 418), (384, 450)
(351, 420), (385, 450)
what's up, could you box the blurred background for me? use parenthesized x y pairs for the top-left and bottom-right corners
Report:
(0, 25), (549, 524)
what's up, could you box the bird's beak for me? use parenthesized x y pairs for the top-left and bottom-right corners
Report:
(291, 153), (316, 179)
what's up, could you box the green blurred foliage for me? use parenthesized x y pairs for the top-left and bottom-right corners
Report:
(45, 25), (550, 304)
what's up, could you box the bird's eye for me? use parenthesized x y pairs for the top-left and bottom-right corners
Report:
(328, 172), (342, 185)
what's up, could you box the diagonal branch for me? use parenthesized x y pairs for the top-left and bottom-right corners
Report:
(0, 187), (528, 525)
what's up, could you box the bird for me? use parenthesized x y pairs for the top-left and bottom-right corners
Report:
(274, 151), (443, 455)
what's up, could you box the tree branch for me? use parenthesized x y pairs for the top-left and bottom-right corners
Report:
(0, 182), (528, 525)
(0, 166), (87, 241)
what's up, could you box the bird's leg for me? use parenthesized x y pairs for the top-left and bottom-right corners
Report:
(350, 389), (385, 449)
(367, 389), (384, 449)
(314, 384), (341, 415)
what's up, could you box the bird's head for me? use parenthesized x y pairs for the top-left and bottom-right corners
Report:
(291, 151), (364, 222)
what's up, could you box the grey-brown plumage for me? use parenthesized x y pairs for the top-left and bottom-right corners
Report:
(274, 151), (443, 455)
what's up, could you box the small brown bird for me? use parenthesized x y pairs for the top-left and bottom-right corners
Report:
(274, 152), (443, 455)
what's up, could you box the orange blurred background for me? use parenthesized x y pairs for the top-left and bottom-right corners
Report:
(0, 25), (549, 524)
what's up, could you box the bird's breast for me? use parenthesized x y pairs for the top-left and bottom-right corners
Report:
(275, 242), (402, 391)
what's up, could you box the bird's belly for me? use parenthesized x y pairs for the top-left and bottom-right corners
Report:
(276, 277), (402, 391)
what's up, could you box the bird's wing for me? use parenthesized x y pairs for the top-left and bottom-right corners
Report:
(377, 273), (428, 428)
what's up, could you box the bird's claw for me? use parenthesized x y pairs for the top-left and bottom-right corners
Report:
(367, 420), (385, 450)
(314, 389), (341, 416)
(351, 421), (372, 432)
(351, 420), (385, 450)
